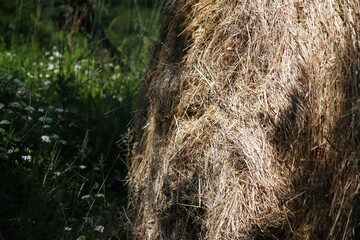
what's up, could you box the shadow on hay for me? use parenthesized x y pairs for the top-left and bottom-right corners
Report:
(273, 41), (360, 239)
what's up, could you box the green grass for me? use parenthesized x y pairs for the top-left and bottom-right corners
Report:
(0, 0), (165, 239)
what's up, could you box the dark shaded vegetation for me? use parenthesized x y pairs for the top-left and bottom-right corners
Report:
(0, 0), (165, 239)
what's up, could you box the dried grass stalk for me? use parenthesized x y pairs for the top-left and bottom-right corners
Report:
(128, 0), (360, 239)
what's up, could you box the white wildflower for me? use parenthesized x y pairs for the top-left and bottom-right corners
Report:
(21, 115), (32, 121)
(94, 225), (104, 233)
(55, 107), (68, 113)
(111, 73), (120, 80)
(39, 116), (53, 124)
(58, 140), (67, 145)
(41, 135), (51, 143)
(17, 87), (28, 94)
(47, 63), (54, 70)
(27, 72), (33, 78)
(64, 227), (72, 231)
(21, 155), (32, 162)
(7, 148), (15, 154)
(79, 165), (87, 169)
(0, 120), (10, 125)
(9, 102), (21, 108)
(25, 106), (35, 112)
(81, 195), (92, 200)
(53, 51), (62, 58)
(74, 64), (81, 73)
(94, 193), (104, 198)
(51, 134), (60, 140)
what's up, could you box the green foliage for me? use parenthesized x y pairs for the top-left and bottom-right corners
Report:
(0, 0), (165, 239)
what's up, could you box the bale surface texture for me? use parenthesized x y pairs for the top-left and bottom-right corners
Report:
(128, 0), (360, 239)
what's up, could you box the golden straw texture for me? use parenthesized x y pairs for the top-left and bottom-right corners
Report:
(128, 0), (360, 239)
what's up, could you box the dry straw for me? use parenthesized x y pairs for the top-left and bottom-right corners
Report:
(128, 0), (360, 239)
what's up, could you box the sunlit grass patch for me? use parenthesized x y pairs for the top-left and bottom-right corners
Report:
(0, 31), (143, 240)
(0, 55), (130, 239)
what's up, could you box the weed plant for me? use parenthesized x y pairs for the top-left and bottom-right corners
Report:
(0, 0), (165, 239)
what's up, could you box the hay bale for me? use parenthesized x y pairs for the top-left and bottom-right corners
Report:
(128, 0), (360, 239)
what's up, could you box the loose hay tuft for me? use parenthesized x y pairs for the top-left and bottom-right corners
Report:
(128, 0), (360, 239)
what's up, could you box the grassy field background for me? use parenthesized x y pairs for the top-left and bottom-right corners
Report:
(0, 0), (164, 239)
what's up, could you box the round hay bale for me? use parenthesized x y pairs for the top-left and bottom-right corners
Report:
(128, 0), (360, 239)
